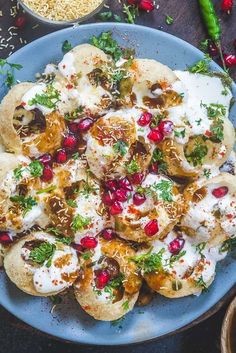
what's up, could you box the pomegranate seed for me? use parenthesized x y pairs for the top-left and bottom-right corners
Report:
(0, 232), (13, 245)
(168, 238), (185, 255)
(212, 186), (229, 198)
(144, 219), (159, 236)
(38, 153), (52, 166)
(118, 177), (133, 191)
(41, 165), (53, 182)
(223, 54), (236, 68)
(102, 191), (116, 206)
(68, 122), (80, 133)
(104, 179), (118, 192)
(78, 118), (93, 132)
(62, 134), (77, 151)
(137, 112), (152, 126)
(133, 192), (146, 206)
(14, 16), (27, 29)
(221, 0), (233, 14)
(147, 129), (164, 143)
(114, 189), (128, 202)
(110, 201), (123, 216)
(71, 243), (84, 253)
(130, 172), (144, 185)
(139, 0), (155, 11)
(158, 120), (174, 136)
(149, 162), (159, 174)
(95, 269), (110, 289)
(80, 236), (98, 249)
(55, 149), (67, 164)
(101, 228), (117, 240)
(208, 41), (218, 57)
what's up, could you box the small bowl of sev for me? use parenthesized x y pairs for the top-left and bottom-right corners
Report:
(18, 0), (107, 25)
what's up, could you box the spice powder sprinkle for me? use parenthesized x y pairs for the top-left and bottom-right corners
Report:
(21, 0), (104, 21)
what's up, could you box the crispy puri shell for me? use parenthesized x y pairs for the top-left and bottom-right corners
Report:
(4, 235), (65, 297)
(74, 238), (142, 321)
(181, 172), (236, 246)
(0, 82), (35, 153)
(159, 118), (235, 178)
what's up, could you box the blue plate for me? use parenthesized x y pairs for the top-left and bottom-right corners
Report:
(0, 23), (235, 346)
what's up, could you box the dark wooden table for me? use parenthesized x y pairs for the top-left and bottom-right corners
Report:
(0, 0), (235, 352)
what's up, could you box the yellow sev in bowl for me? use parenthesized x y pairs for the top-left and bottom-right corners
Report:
(21, 0), (105, 22)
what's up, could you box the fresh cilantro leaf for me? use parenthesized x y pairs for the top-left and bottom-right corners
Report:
(82, 251), (92, 260)
(71, 214), (91, 232)
(62, 40), (72, 54)
(114, 14), (122, 22)
(64, 107), (84, 121)
(195, 118), (202, 126)
(13, 166), (23, 180)
(0, 59), (23, 88)
(151, 180), (173, 202)
(186, 141), (208, 166)
(67, 199), (77, 208)
(220, 238), (236, 253)
(56, 237), (72, 245)
(72, 152), (79, 160)
(196, 242), (206, 258)
(29, 242), (56, 267)
(199, 39), (209, 53)
(10, 195), (37, 216)
(122, 300), (129, 311)
(203, 169), (211, 179)
(168, 250), (186, 267)
(125, 159), (140, 174)
(174, 129), (186, 138)
(166, 15), (174, 25)
(130, 248), (165, 274)
(29, 84), (60, 109)
(46, 227), (63, 236)
(195, 275), (208, 292)
(90, 31), (122, 62)
(98, 11), (113, 21)
(28, 160), (44, 177)
(113, 140), (128, 156)
(188, 54), (211, 74)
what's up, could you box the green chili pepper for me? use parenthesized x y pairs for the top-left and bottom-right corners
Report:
(198, 0), (221, 42)
(198, 0), (226, 71)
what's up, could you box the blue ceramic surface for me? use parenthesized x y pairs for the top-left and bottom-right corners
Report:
(0, 23), (235, 346)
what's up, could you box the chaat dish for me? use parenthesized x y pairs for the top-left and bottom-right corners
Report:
(0, 32), (235, 322)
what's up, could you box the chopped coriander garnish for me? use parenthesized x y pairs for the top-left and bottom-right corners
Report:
(203, 169), (211, 179)
(174, 129), (186, 138)
(0, 58), (23, 88)
(151, 180), (173, 202)
(195, 118), (202, 126)
(123, 4), (138, 24)
(29, 84), (60, 109)
(98, 11), (113, 21)
(71, 214), (91, 232)
(62, 40), (72, 54)
(150, 114), (165, 129)
(202, 103), (226, 118)
(186, 141), (208, 167)
(210, 117), (224, 142)
(220, 238), (236, 253)
(90, 31), (123, 62)
(79, 177), (99, 199)
(13, 166), (23, 180)
(72, 152), (79, 160)
(195, 275), (208, 292)
(130, 248), (165, 274)
(122, 300), (129, 311)
(56, 237), (72, 246)
(46, 227), (63, 236)
(64, 107), (84, 121)
(67, 199), (77, 208)
(196, 242), (206, 258)
(125, 159), (140, 174)
(29, 242), (56, 267)
(114, 14), (122, 22)
(29, 160), (44, 177)
(168, 250), (186, 267)
(36, 185), (57, 194)
(82, 251), (92, 260)
(113, 140), (128, 157)
(10, 195), (37, 216)
(199, 39), (209, 53)
(188, 54), (211, 74)
(104, 273), (125, 299)
(166, 15), (174, 25)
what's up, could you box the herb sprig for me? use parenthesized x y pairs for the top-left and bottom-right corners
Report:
(0, 59), (23, 88)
